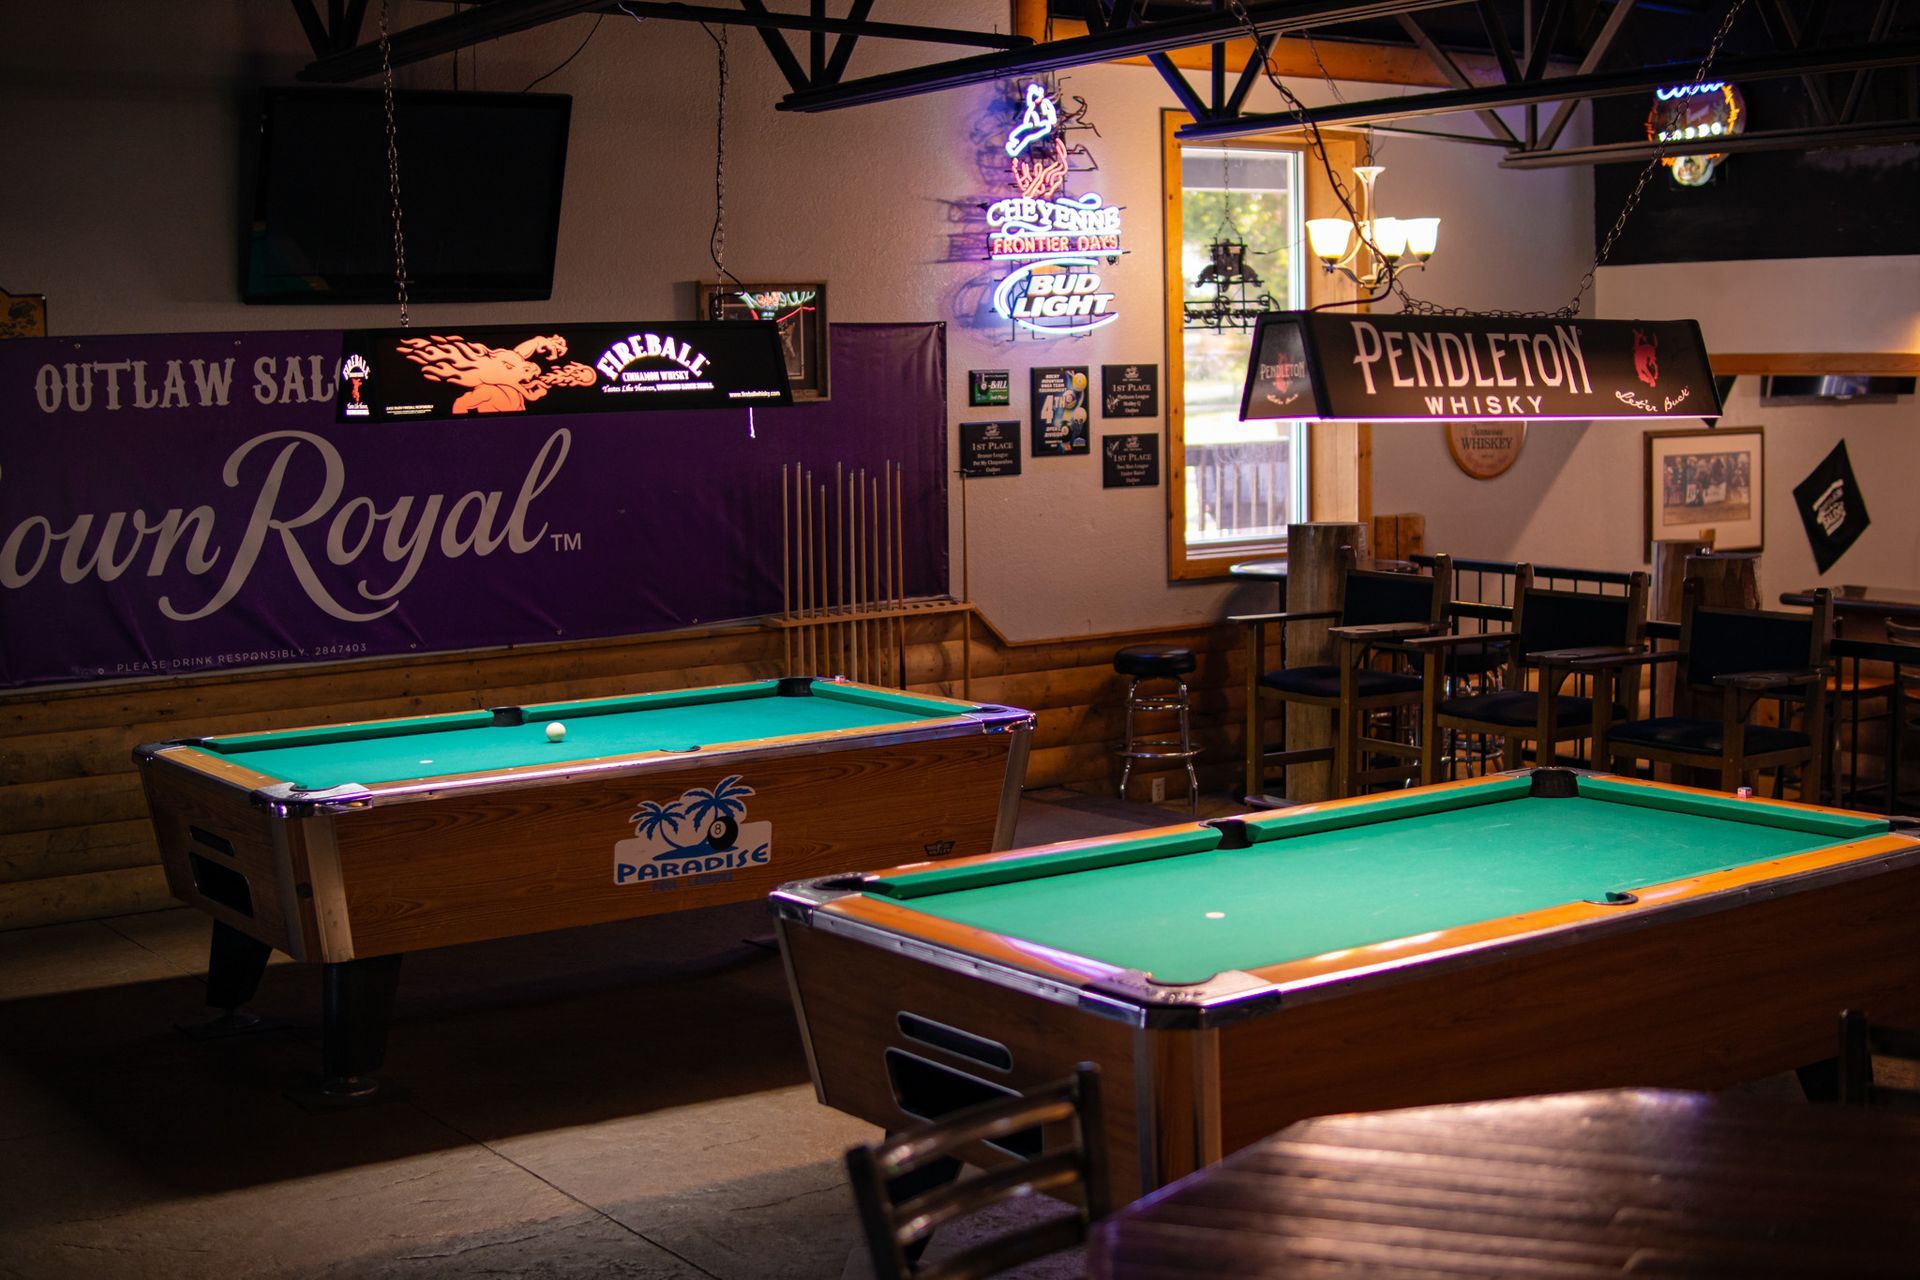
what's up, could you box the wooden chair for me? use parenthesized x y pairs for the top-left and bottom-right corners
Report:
(1839, 1009), (1920, 1109)
(1412, 566), (1650, 784)
(1885, 619), (1920, 812)
(1238, 552), (1452, 800)
(1585, 585), (1832, 798)
(843, 1064), (1108, 1280)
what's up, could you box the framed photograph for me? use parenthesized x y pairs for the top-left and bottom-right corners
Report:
(695, 281), (828, 400)
(1644, 427), (1763, 558)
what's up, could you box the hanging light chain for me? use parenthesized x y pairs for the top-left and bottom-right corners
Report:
(378, 0), (410, 328)
(1557, 0), (1751, 318)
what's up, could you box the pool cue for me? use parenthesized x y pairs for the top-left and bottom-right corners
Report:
(871, 471), (882, 687)
(893, 461), (905, 688)
(802, 468), (814, 674)
(781, 463), (791, 676)
(818, 481), (829, 677)
(854, 467), (866, 683)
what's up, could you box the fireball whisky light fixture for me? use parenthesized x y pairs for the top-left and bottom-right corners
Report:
(1303, 165), (1439, 290)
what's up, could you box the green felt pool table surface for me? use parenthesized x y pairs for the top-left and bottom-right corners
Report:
(183, 679), (975, 790)
(862, 775), (1891, 985)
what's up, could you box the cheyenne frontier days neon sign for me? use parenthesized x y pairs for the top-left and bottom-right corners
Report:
(986, 82), (1123, 338)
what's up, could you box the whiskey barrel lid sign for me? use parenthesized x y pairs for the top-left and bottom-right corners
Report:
(1446, 422), (1526, 478)
(1241, 311), (1720, 424)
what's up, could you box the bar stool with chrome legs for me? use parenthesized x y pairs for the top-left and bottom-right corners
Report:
(1114, 645), (1200, 816)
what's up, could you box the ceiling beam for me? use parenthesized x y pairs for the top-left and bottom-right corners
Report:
(1396, 13), (1521, 144)
(1537, 0), (1637, 149)
(1174, 36), (1920, 139)
(299, 0), (1026, 84)
(1500, 116), (1920, 165)
(774, 0), (1468, 111)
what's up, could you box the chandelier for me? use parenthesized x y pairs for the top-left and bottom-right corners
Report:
(1304, 164), (1439, 290)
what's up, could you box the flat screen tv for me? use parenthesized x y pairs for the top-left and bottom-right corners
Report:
(244, 88), (570, 304)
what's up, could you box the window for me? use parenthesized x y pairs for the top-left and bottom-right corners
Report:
(1164, 117), (1359, 580)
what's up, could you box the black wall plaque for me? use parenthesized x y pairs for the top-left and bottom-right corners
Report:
(1102, 432), (1160, 488)
(1793, 441), (1870, 573)
(1101, 363), (1159, 418)
(339, 320), (791, 422)
(969, 369), (1011, 407)
(1240, 311), (1720, 424)
(961, 421), (1022, 478)
(1030, 366), (1091, 456)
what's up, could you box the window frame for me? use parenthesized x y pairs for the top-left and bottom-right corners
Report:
(1162, 112), (1365, 581)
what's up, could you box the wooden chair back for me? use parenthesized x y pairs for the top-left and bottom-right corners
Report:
(1335, 548), (1452, 630)
(1507, 566), (1650, 702)
(1839, 1010), (1920, 1110)
(1672, 582), (1833, 698)
(844, 1064), (1107, 1280)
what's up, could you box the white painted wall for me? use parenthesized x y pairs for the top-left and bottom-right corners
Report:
(1372, 257), (1920, 605)
(0, 1), (1597, 642)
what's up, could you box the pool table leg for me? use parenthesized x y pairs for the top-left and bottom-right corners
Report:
(180, 920), (275, 1038)
(320, 954), (404, 1098)
(1796, 1056), (1842, 1103)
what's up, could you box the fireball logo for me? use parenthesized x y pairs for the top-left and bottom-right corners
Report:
(396, 333), (596, 414)
(341, 354), (371, 405)
(1633, 328), (1660, 388)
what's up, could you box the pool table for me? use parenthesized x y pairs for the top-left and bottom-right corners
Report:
(771, 768), (1920, 1198)
(135, 676), (1031, 1094)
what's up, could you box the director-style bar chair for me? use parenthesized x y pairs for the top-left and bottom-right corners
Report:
(1582, 583), (1833, 799)
(1239, 551), (1451, 801)
(1411, 565), (1650, 783)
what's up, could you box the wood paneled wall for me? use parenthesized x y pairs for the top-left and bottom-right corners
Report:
(1, 607), (1255, 931)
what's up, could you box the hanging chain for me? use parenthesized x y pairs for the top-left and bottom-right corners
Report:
(1549, 0), (1752, 317)
(708, 24), (732, 311)
(378, 0), (410, 327)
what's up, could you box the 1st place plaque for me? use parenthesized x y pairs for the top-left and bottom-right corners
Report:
(1101, 363), (1158, 418)
(1102, 432), (1160, 488)
(961, 420), (1022, 477)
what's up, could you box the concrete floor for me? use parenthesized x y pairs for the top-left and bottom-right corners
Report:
(0, 788), (1232, 1280)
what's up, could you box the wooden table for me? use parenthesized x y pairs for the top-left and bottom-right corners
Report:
(1781, 584), (1920, 627)
(1089, 1089), (1920, 1278)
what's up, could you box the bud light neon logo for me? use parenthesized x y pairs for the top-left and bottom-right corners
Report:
(992, 257), (1119, 337)
(985, 82), (1122, 339)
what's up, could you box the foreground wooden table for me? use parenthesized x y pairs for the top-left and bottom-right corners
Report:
(1089, 1089), (1920, 1278)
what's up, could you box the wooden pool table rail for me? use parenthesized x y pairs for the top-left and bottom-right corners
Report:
(774, 769), (1920, 1031)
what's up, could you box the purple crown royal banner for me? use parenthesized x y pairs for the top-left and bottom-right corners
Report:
(0, 323), (947, 688)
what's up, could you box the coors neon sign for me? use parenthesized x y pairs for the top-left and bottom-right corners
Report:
(986, 82), (1123, 339)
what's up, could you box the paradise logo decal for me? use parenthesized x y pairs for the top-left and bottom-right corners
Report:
(613, 774), (771, 886)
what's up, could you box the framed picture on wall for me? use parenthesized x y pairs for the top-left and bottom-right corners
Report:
(1644, 427), (1764, 558)
(695, 281), (829, 400)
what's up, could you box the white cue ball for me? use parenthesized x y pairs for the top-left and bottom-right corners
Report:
(545, 722), (567, 743)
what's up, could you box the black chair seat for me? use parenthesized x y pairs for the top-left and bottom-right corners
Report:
(1261, 664), (1422, 699)
(1439, 690), (1623, 728)
(1115, 645), (1196, 678)
(1609, 716), (1809, 757)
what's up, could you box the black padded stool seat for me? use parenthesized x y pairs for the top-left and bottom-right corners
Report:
(1609, 717), (1809, 757)
(1260, 664), (1421, 699)
(1437, 690), (1625, 728)
(1115, 645), (1197, 678)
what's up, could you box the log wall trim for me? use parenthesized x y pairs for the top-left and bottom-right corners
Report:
(2, 605), (1253, 930)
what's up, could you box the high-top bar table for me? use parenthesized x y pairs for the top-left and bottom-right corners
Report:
(1090, 1089), (1920, 1278)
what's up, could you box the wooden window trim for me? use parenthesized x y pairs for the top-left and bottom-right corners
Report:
(1162, 112), (1369, 582)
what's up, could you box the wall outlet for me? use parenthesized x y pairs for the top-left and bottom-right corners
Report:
(1150, 777), (1167, 803)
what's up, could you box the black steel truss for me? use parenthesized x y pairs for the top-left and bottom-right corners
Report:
(290, 0), (1920, 166)
(296, 0), (1029, 87)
